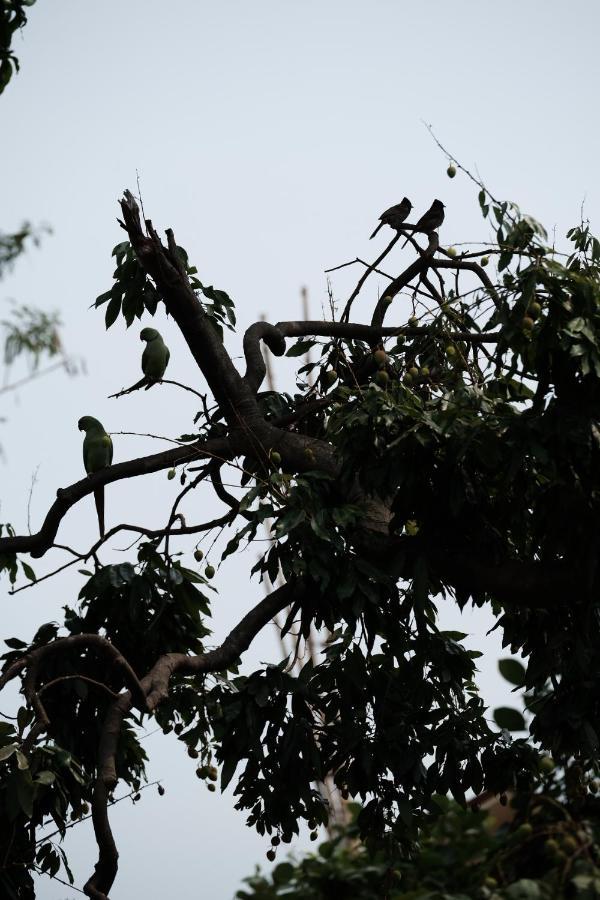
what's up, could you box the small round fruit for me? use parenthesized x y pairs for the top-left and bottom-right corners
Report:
(484, 877), (498, 889)
(310, 830), (318, 841)
(81, 802), (90, 815)
(194, 549), (204, 562)
(408, 366), (419, 378)
(271, 835), (281, 846)
(195, 767), (206, 779)
(324, 369), (338, 386)
(270, 450), (282, 467)
(522, 316), (535, 331)
(539, 756), (555, 774)
(402, 372), (413, 386)
(167, 468), (176, 480)
(420, 366), (430, 377)
(303, 448), (316, 464)
(375, 370), (389, 387)
(530, 301), (542, 318)
(187, 746), (199, 759)
(174, 722), (183, 735)
(545, 838), (559, 853)
(157, 784), (165, 796)
(445, 345), (457, 358)
(480, 256), (489, 267)
(447, 164), (457, 178)
(307, 819), (316, 830)
(562, 835), (578, 853)
(589, 779), (599, 794)
(407, 315), (418, 327)
(205, 564), (215, 579)
(518, 822), (533, 837)
(383, 295), (393, 306)
(373, 349), (387, 367)
(266, 849), (276, 862)
(446, 246), (457, 257)
(208, 766), (218, 782)
(207, 783), (216, 793)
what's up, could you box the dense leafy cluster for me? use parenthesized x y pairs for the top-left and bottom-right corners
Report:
(239, 784), (600, 900)
(0, 0), (36, 94)
(96, 239), (236, 336)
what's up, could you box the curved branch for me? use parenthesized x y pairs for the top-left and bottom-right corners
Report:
(243, 321), (286, 393)
(432, 257), (500, 306)
(83, 577), (305, 898)
(0, 634), (148, 713)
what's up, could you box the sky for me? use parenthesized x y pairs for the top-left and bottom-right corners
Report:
(2, 1), (600, 897)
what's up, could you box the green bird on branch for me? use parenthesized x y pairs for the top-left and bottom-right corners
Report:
(109, 328), (170, 398)
(78, 416), (113, 537)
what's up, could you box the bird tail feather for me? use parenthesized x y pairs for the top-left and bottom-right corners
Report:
(369, 222), (383, 240)
(94, 487), (105, 538)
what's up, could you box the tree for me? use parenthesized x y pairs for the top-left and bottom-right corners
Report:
(0, 0), (36, 95)
(1, 164), (600, 899)
(237, 670), (600, 899)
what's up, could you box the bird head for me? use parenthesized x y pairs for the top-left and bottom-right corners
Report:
(140, 327), (159, 343)
(78, 416), (102, 433)
(434, 199), (445, 208)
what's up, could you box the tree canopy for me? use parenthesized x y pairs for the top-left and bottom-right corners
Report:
(1, 167), (600, 899)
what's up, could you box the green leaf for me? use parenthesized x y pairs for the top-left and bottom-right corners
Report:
(21, 562), (36, 582)
(35, 770), (56, 786)
(105, 292), (122, 328)
(272, 862), (295, 885)
(494, 706), (526, 732)
(286, 340), (317, 358)
(498, 658), (526, 686)
(4, 637), (27, 649)
(0, 743), (18, 762)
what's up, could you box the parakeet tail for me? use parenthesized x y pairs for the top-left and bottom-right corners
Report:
(94, 487), (105, 538)
(369, 222), (383, 240)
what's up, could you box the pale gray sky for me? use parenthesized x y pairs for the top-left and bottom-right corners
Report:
(2, 1), (600, 897)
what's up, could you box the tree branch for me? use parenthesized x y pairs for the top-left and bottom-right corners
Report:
(0, 435), (233, 558)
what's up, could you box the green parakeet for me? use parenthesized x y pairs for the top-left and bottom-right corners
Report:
(140, 327), (170, 388)
(78, 416), (113, 537)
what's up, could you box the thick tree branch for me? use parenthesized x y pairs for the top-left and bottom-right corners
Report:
(120, 191), (261, 427)
(0, 435), (233, 558)
(83, 577), (305, 898)
(243, 322), (287, 393)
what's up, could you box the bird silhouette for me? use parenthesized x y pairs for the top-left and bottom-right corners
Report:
(369, 197), (412, 239)
(401, 199), (445, 247)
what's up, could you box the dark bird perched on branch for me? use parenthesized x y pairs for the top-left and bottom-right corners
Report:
(369, 197), (412, 239)
(401, 199), (445, 246)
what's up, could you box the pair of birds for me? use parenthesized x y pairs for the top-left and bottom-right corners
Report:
(78, 327), (170, 537)
(369, 197), (445, 244)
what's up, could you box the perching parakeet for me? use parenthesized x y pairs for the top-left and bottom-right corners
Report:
(140, 328), (170, 388)
(78, 416), (113, 537)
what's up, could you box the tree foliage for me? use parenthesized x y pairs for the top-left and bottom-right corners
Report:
(1, 170), (600, 898)
(0, 0), (36, 94)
